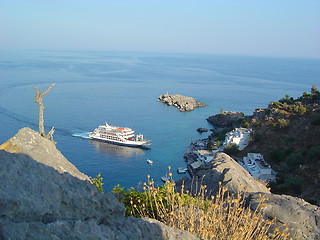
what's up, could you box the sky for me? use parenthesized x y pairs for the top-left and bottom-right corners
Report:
(0, 0), (319, 58)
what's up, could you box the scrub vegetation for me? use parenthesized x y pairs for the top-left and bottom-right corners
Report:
(243, 85), (320, 203)
(112, 174), (292, 240)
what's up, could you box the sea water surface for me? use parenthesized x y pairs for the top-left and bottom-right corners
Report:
(0, 50), (319, 191)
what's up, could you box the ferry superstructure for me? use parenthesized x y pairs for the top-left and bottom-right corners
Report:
(89, 122), (151, 147)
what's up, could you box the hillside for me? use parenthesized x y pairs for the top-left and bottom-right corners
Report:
(238, 86), (320, 204)
(0, 128), (198, 240)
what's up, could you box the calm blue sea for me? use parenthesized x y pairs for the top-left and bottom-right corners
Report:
(0, 50), (319, 191)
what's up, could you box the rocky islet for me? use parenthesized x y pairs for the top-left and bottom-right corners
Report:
(158, 94), (206, 112)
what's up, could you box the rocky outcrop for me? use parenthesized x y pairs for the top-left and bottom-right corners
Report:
(196, 128), (208, 133)
(178, 153), (270, 195)
(0, 127), (89, 181)
(206, 111), (244, 127)
(0, 130), (199, 240)
(177, 152), (320, 239)
(249, 193), (320, 240)
(158, 94), (206, 112)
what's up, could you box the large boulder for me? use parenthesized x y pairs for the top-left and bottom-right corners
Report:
(176, 152), (320, 239)
(158, 94), (206, 112)
(177, 153), (270, 195)
(249, 193), (320, 240)
(0, 127), (89, 181)
(0, 129), (199, 240)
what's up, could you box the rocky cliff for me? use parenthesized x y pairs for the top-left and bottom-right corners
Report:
(178, 153), (270, 195)
(0, 128), (198, 240)
(0, 127), (89, 181)
(249, 193), (320, 239)
(243, 89), (320, 204)
(158, 94), (206, 112)
(176, 153), (320, 239)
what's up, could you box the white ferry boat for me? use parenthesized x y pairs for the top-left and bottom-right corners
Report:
(89, 122), (151, 147)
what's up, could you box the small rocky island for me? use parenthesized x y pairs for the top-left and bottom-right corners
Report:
(158, 94), (206, 112)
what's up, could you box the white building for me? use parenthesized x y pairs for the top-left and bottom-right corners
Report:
(194, 150), (216, 163)
(242, 153), (275, 182)
(223, 128), (252, 151)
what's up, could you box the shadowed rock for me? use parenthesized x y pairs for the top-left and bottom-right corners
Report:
(206, 111), (244, 127)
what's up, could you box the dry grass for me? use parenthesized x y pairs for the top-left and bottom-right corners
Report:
(128, 168), (293, 240)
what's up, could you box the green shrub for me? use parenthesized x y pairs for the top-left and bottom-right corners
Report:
(214, 127), (234, 142)
(269, 148), (294, 163)
(311, 117), (320, 125)
(223, 143), (240, 155)
(284, 152), (304, 172)
(241, 120), (249, 128)
(286, 175), (304, 195)
(270, 122), (278, 128)
(208, 143), (218, 151)
(306, 146), (320, 163)
(286, 102), (307, 115)
(285, 136), (295, 143)
(279, 95), (289, 103)
(271, 102), (281, 108)
(253, 121), (261, 127)
(249, 130), (262, 143)
(277, 118), (289, 128)
(311, 85), (318, 94)
(91, 173), (104, 193)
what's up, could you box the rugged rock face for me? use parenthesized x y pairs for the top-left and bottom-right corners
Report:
(178, 153), (270, 195)
(0, 130), (199, 240)
(249, 193), (320, 240)
(0, 127), (89, 181)
(206, 111), (244, 127)
(158, 94), (206, 112)
(177, 152), (320, 239)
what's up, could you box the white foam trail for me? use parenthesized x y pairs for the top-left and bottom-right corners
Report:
(72, 132), (90, 139)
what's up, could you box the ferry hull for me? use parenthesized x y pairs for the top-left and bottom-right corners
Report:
(89, 136), (151, 148)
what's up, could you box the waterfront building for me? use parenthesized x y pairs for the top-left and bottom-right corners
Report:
(242, 153), (276, 182)
(194, 150), (216, 163)
(223, 128), (252, 150)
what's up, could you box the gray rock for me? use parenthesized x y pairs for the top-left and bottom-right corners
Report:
(176, 152), (320, 239)
(158, 94), (206, 112)
(177, 153), (270, 195)
(249, 193), (320, 240)
(0, 130), (199, 240)
(0, 127), (89, 181)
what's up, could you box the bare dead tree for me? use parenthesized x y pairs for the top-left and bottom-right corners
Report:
(34, 83), (56, 143)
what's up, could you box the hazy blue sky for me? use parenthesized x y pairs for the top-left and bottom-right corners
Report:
(1, 0), (319, 58)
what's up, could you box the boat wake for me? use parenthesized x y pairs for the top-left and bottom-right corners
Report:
(72, 132), (90, 139)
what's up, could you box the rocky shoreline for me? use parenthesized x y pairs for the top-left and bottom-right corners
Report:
(158, 94), (206, 112)
(179, 111), (320, 239)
